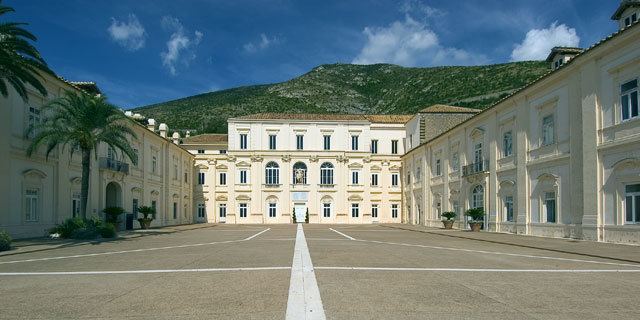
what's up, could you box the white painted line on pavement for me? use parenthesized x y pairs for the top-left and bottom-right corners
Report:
(286, 224), (326, 320)
(244, 228), (271, 240)
(315, 267), (640, 273)
(357, 239), (640, 268)
(329, 228), (356, 240)
(0, 228), (271, 265)
(0, 266), (291, 276)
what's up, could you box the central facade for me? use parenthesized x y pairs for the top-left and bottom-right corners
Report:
(182, 114), (413, 224)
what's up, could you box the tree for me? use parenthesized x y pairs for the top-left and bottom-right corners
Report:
(27, 91), (138, 220)
(0, 0), (50, 101)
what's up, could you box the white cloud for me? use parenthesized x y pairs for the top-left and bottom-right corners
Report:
(107, 14), (146, 51)
(352, 16), (486, 67)
(400, 0), (444, 18)
(160, 16), (204, 75)
(510, 22), (580, 61)
(243, 33), (279, 53)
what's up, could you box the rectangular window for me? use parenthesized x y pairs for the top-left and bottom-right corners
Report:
(239, 134), (248, 150)
(351, 203), (359, 218)
(25, 188), (39, 222)
(371, 173), (379, 186)
(621, 79), (639, 121)
(184, 172), (188, 183)
(625, 184), (640, 224)
(351, 135), (359, 151)
(27, 106), (41, 138)
(239, 203), (248, 218)
(296, 135), (304, 150)
(239, 169), (248, 184)
(371, 204), (378, 218)
(351, 171), (359, 185)
(268, 203), (277, 218)
(173, 202), (178, 219)
(371, 140), (378, 154)
(269, 134), (277, 150)
(72, 192), (81, 218)
(409, 134), (413, 149)
(132, 148), (139, 166)
(132, 199), (139, 219)
(323, 203), (331, 218)
(220, 149), (227, 154)
(219, 172), (227, 186)
(198, 172), (206, 185)
(542, 115), (555, 146)
(197, 149), (205, 154)
(503, 131), (513, 157)
(505, 196), (514, 222)
(197, 203), (206, 218)
(391, 173), (399, 187)
(323, 135), (331, 150)
(545, 192), (556, 223)
(219, 204), (227, 218)
(391, 204), (399, 219)
(435, 159), (441, 176)
(173, 162), (178, 180)
(391, 140), (399, 154)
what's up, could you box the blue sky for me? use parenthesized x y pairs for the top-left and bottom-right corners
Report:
(9, 0), (621, 108)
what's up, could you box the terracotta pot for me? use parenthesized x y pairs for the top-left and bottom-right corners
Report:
(469, 222), (482, 232)
(137, 218), (153, 230)
(442, 220), (454, 229)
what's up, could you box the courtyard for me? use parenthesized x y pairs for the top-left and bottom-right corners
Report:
(0, 224), (639, 319)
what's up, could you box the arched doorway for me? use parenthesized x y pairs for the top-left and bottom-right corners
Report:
(105, 182), (123, 228)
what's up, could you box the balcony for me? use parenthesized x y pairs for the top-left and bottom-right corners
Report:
(99, 157), (129, 174)
(462, 160), (489, 177)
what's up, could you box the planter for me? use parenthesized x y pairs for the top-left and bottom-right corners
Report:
(442, 220), (454, 229)
(469, 222), (482, 232)
(137, 218), (153, 230)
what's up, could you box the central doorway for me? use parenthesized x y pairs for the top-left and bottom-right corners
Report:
(294, 204), (306, 223)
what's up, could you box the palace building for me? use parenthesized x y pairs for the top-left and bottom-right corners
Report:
(1, 1), (639, 244)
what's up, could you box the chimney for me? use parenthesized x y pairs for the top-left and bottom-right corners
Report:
(147, 119), (156, 132)
(172, 132), (181, 144)
(185, 130), (191, 138)
(158, 123), (168, 138)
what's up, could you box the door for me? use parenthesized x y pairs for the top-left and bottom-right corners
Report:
(294, 204), (306, 223)
(474, 142), (483, 170)
(219, 204), (227, 223)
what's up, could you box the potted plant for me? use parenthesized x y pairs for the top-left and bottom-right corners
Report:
(305, 208), (309, 223)
(441, 211), (456, 229)
(137, 206), (155, 229)
(465, 207), (485, 232)
(102, 207), (125, 231)
(292, 208), (297, 223)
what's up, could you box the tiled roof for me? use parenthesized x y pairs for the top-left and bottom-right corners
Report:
(612, 0), (640, 20)
(545, 47), (584, 62)
(182, 134), (228, 144)
(419, 104), (480, 114)
(69, 81), (102, 95)
(232, 113), (412, 123)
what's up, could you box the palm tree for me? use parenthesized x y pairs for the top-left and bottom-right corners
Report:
(27, 91), (138, 220)
(0, 0), (50, 101)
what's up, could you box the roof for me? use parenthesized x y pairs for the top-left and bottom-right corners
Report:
(404, 19), (640, 157)
(545, 47), (585, 62)
(418, 104), (480, 114)
(182, 134), (228, 145)
(231, 113), (412, 124)
(69, 81), (102, 96)
(612, 0), (640, 20)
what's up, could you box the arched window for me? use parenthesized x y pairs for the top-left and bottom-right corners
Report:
(472, 185), (484, 209)
(265, 162), (279, 185)
(292, 162), (307, 184)
(320, 162), (334, 185)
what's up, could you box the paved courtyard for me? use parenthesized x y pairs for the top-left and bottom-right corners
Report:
(1, 224), (639, 319)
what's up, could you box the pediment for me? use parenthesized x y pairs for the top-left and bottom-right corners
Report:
(612, 158), (640, 171)
(23, 169), (47, 180)
(236, 161), (251, 168)
(131, 187), (143, 193)
(216, 164), (228, 170)
(70, 177), (81, 185)
(348, 162), (363, 169)
(216, 195), (228, 201)
(470, 127), (485, 139)
(370, 165), (382, 172)
(348, 194), (363, 201)
(196, 164), (209, 170)
(389, 165), (400, 171)
(236, 194), (251, 201)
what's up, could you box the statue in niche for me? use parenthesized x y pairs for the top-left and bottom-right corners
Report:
(294, 168), (305, 184)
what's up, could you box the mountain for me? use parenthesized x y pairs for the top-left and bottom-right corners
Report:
(133, 61), (550, 134)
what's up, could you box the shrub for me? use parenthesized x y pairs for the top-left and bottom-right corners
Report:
(292, 208), (297, 223)
(441, 211), (456, 221)
(305, 209), (309, 223)
(51, 217), (86, 238)
(0, 230), (11, 251)
(137, 206), (156, 220)
(465, 207), (485, 222)
(98, 223), (117, 238)
(103, 207), (125, 224)
(70, 228), (97, 240)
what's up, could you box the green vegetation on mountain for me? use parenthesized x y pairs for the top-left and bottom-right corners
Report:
(134, 61), (549, 134)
